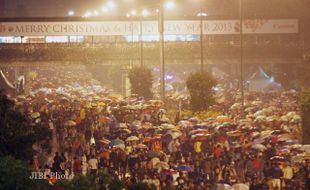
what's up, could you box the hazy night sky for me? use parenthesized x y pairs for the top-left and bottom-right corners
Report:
(0, 0), (234, 18)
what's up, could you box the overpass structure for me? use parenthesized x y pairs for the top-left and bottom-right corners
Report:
(0, 17), (308, 66)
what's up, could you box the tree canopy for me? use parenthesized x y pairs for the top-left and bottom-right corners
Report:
(186, 71), (217, 111)
(0, 91), (51, 160)
(128, 67), (153, 100)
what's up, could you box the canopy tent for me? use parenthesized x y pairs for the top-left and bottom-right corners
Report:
(247, 67), (282, 92)
(0, 70), (15, 95)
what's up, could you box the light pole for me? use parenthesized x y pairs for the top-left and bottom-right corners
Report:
(159, 1), (165, 101)
(239, 0), (245, 116)
(140, 16), (144, 67)
(199, 0), (204, 72)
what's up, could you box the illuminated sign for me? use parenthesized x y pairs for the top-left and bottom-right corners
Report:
(0, 19), (298, 36)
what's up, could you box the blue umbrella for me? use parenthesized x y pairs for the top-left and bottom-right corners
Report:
(107, 139), (124, 147)
(176, 165), (193, 172)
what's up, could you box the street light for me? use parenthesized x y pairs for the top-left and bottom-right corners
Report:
(83, 11), (92, 18)
(159, 1), (165, 101)
(164, 1), (175, 10)
(101, 6), (109, 13)
(93, 10), (99, 16)
(141, 9), (150, 17)
(199, 0), (204, 72)
(239, 0), (245, 116)
(67, 10), (75, 16)
(130, 9), (137, 16)
(106, 1), (116, 9)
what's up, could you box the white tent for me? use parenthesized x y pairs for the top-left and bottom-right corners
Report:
(248, 67), (282, 92)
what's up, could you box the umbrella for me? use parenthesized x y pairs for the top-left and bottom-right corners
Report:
(292, 115), (301, 122)
(227, 130), (242, 137)
(165, 130), (182, 139)
(143, 137), (153, 142)
(150, 157), (161, 166)
(64, 120), (76, 127)
(154, 161), (170, 169)
(251, 144), (267, 151)
(191, 133), (210, 141)
(252, 138), (265, 145)
(290, 144), (302, 149)
(134, 144), (148, 149)
(252, 100), (263, 106)
(126, 136), (140, 142)
(178, 120), (191, 128)
(114, 129), (131, 134)
(31, 112), (40, 119)
(266, 116), (277, 122)
(216, 184), (233, 190)
(176, 165), (193, 172)
(254, 110), (265, 117)
(278, 134), (291, 142)
(280, 116), (289, 122)
(245, 107), (255, 113)
(270, 156), (285, 162)
(161, 169), (177, 176)
(99, 138), (111, 145)
(292, 153), (310, 163)
(98, 102), (105, 106)
(160, 123), (176, 130)
(261, 130), (273, 138)
(189, 117), (199, 123)
(108, 139), (125, 147)
(231, 103), (241, 110)
(189, 129), (209, 135)
(146, 150), (165, 158)
(300, 145), (310, 152)
(254, 115), (266, 122)
(232, 183), (249, 190)
(286, 112), (297, 118)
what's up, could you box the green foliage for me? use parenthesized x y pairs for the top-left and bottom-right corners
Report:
(108, 65), (123, 93)
(54, 170), (124, 190)
(186, 71), (216, 111)
(128, 67), (153, 100)
(300, 90), (310, 144)
(54, 174), (96, 190)
(0, 91), (52, 160)
(128, 182), (156, 190)
(0, 156), (50, 190)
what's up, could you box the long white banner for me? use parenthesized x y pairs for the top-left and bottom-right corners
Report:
(0, 19), (298, 36)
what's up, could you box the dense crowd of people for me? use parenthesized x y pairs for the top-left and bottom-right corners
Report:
(9, 65), (310, 190)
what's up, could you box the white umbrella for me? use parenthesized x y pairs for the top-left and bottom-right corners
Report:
(231, 103), (241, 110)
(292, 115), (301, 122)
(126, 136), (140, 142)
(233, 183), (249, 190)
(251, 144), (267, 151)
(161, 123), (176, 130)
(217, 184), (233, 190)
(286, 112), (297, 119)
(291, 154), (307, 163)
(254, 115), (266, 122)
(154, 161), (170, 169)
(254, 110), (265, 117)
(300, 145), (310, 152)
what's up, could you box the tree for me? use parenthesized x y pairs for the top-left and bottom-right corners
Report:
(108, 65), (123, 93)
(186, 71), (216, 111)
(54, 170), (124, 190)
(0, 156), (51, 190)
(128, 182), (156, 190)
(128, 67), (153, 99)
(0, 90), (51, 160)
(300, 90), (310, 144)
